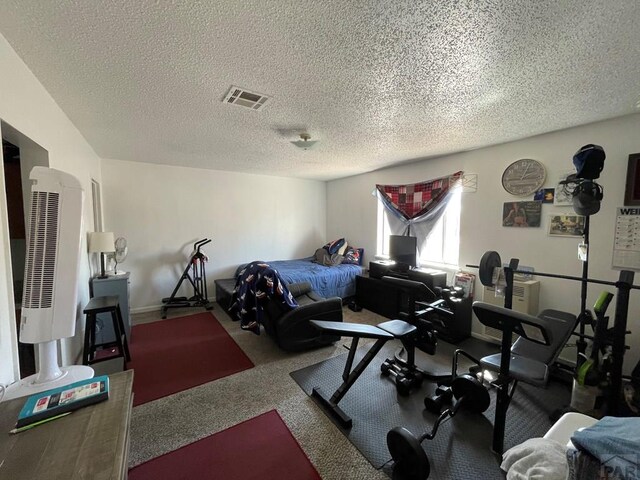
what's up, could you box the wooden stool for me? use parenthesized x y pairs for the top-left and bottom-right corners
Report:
(83, 295), (131, 366)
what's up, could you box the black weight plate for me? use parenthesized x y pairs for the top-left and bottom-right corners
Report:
(451, 374), (491, 414)
(387, 427), (430, 480)
(479, 251), (502, 286)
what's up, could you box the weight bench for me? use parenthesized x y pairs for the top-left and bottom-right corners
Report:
(471, 301), (576, 454)
(310, 319), (419, 428)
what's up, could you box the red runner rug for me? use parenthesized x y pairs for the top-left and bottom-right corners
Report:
(129, 410), (321, 480)
(128, 312), (253, 406)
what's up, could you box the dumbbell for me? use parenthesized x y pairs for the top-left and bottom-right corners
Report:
(424, 385), (453, 414)
(381, 359), (423, 395)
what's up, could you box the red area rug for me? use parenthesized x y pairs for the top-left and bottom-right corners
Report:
(129, 312), (253, 406)
(129, 410), (321, 480)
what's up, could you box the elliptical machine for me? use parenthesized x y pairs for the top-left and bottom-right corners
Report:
(161, 238), (214, 319)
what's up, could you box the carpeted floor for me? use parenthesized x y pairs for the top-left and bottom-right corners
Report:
(129, 305), (388, 480)
(129, 410), (321, 480)
(128, 312), (254, 405)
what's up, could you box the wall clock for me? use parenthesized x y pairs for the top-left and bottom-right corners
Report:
(501, 159), (546, 196)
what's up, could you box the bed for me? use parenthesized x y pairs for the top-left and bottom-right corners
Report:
(235, 257), (364, 300)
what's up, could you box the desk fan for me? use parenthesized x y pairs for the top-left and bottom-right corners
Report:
(112, 236), (128, 274)
(2, 167), (93, 401)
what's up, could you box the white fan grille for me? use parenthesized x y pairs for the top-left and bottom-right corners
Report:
(23, 191), (59, 308)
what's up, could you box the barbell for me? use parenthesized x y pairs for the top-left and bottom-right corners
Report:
(470, 251), (640, 290)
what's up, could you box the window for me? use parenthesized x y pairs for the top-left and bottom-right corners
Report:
(377, 189), (461, 267)
(420, 189), (461, 266)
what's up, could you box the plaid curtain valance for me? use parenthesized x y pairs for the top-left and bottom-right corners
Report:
(376, 171), (463, 220)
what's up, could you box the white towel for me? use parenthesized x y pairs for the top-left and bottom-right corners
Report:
(501, 437), (568, 480)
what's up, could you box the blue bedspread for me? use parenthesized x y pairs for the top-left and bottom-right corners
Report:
(236, 257), (363, 300)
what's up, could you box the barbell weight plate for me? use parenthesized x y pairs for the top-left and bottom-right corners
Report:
(387, 427), (430, 480)
(451, 374), (491, 414)
(479, 251), (502, 287)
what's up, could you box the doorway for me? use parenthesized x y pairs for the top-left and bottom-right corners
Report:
(2, 138), (34, 377)
(1, 121), (50, 380)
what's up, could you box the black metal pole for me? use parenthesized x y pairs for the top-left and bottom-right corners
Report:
(503, 259), (519, 309)
(576, 215), (590, 368)
(609, 270), (634, 416)
(493, 325), (513, 455)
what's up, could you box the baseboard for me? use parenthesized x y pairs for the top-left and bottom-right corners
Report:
(131, 304), (164, 314)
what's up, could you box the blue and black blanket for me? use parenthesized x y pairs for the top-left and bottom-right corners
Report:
(229, 261), (298, 334)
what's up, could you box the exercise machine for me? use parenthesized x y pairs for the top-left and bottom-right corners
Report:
(470, 250), (639, 416)
(387, 302), (572, 480)
(379, 276), (459, 394)
(309, 278), (456, 427)
(161, 238), (214, 319)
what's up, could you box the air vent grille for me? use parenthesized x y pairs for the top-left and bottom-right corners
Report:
(223, 86), (270, 111)
(23, 191), (59, 308)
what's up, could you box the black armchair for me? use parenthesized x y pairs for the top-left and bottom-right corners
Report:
(262, 281), (343, 352)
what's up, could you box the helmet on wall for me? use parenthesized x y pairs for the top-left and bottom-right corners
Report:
(572, 144), (605, 180)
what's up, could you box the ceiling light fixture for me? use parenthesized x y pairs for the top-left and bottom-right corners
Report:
(291, 133), (318, 150)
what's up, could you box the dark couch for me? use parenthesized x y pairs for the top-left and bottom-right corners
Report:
(214, 278), (342, 351)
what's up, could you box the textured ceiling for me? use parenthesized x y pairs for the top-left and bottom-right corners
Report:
(1, 1), (639, 181)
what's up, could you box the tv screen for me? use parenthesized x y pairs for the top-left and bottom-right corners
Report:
(389, 235), (417, 268)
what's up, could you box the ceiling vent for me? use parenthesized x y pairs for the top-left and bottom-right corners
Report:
(223, 86), (270, 111)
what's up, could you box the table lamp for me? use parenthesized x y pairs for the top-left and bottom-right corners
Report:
(89, 232), (115, 279)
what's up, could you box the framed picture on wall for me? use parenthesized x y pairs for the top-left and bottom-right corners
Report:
(548, 214), (585, 237)
(553, 172), (575, 206)
(502, 201), (542, 227)
(624, 153), (640, 206)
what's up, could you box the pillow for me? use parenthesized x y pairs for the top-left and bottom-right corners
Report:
(324, 238), (346, 255)
(313, 247), (344, 266)
(342, 246), (363, 265)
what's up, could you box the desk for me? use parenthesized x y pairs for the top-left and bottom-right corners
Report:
(0, 370), (134, 480)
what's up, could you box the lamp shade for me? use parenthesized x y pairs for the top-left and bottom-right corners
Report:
(88, 232), (115, 253)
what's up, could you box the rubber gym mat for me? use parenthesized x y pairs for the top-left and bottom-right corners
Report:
(290, 337), (571, 479)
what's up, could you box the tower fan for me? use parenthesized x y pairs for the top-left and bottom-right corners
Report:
(3, 167), (93, 401)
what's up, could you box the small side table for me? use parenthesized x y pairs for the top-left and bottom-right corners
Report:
(83, 296), (131, 366)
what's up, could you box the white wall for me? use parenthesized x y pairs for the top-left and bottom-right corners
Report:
(328, 113), (640, 373)
(0, 32), (103, 384)
(100, 159), (327, 311)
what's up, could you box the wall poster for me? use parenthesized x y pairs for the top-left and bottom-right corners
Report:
(502, 201), (542, 227)
(554, 172), (575, 206)
(548, 214), (585, 237)
(613, 207), (640, 270)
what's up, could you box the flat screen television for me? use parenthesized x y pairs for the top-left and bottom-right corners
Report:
(389, 235), (417, 268)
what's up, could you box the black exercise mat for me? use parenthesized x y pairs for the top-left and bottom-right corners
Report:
(290, 337), (571, 480)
